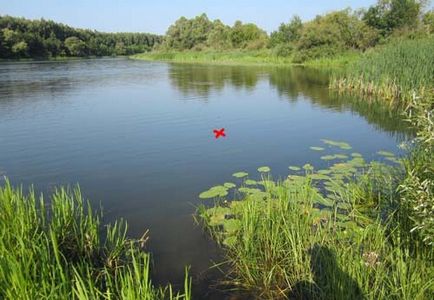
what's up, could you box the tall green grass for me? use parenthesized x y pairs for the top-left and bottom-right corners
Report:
(330, 37), (434, 106)
(0, 181), (191, 299)
(198, 139), (434, 299)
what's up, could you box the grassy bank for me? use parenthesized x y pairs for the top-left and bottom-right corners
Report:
(130, 50), (360, 68)
(198, 94), (434, 299)
(330, 37), (434, 106)
(0, 182), (191, 299)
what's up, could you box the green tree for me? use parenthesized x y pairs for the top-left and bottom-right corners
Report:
(363, 0), (425, 35)
(207, 19), (232, 49)
(423, 9), (434, 33)
(269, 16), (303, 47)
(11, 41), (28, 57)
(230, 21), (268, 49)
(64, 36), (87, 56)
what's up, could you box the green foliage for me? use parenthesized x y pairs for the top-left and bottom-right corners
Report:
(0, 181), (191, 299)
(363, 0), (425, 35)
(0, 15), (162, 58)
(230, 21), (268, 50)
(398, 94), (434, 245)
(198, 140), (434, 299)
(295, 9), (379, 62)
(423, 9), (434, 33)
(331, 37), (434, 105)
(64, 36), (87, 56)
(160, 15), (269, 52)
(269, 16), (303, 47)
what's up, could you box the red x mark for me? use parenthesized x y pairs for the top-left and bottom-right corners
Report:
(213, 128), (226, 139)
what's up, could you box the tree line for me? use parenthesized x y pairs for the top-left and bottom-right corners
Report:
(0, 15), (162, 59)
(1, 0), (433, 60)
(159, 0), (434, 62)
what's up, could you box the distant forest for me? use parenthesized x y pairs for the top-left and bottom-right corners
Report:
(1, 0), (433, 61)
(0, 15), (162, 59)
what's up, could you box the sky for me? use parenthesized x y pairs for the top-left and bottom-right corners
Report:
(0, 0), (384, 34)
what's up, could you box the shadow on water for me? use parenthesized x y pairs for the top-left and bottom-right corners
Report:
(291, 245), (364, 300)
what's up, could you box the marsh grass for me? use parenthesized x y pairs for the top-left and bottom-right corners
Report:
(0, 181), (191, 299)
(198, 142), (434, 299)
(330, 37), (434, 106)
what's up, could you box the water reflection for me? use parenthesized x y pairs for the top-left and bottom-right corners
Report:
(168, 64), (262, 98)
(168, 63), (409, 137)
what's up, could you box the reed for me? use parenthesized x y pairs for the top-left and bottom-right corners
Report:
(330, 37), (434, 106)
(198, 140), (434, 299)
(0, 181), (191, 299)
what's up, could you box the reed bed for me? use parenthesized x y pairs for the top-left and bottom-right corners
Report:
(330, 37), (434, 106)
(0, 181), (191, 300)
(198, 136), (434, 299)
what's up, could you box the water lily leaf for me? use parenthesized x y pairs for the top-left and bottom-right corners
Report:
(257, 166), (271, 173)
(224, 182), (236, 189)
(223, 236), (237, 247)
(310, 146), (324, 151)
(238, 187), (262, 194)
(199, 185), (228, 199)
(321, 155), (335, 161)
(351, 153), (363, 158)
(249, 191), (269, 201)
(223, 219), (241, 233)
(318, 169), (332, 175)
(207, 207), (231, 226)
(377, 150), (395, 157)
(303, 164), (314, 171)
(289, 166), (301, 171)
(321, 139), (352, 150)
(232, 172), (248, 178)
(244, 179), (257, 186)
(309, 174), (330, 180)
(335, 154), (348, 159)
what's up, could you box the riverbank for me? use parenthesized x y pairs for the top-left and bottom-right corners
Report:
(130, 50), (359, 68)
(194, 37), (434, 298)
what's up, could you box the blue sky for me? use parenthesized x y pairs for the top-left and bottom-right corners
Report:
(0, 0), (384, 34)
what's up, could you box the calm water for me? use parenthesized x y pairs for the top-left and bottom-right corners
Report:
(0, 58), (407, 296)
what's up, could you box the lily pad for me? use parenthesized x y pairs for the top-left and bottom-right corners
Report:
(244, 179), (257, 186)
(310, 146), (325, 151)
(351, 153), (363, 158)
(257, 166), (271, 173)
(223, 219), (241, 233)
(223, 182), (236, 189)
(318, 169), (332, 175)
(232, 172), (248, 178)
(321, 155), (336, 161)
(309, 174), (330, 180)
(377, 150), (395, 157)
(321, 139), (352, 150)
(238, 187), (262, 194)
(289, 166), (301, 171)
(199, 185), (228, 199)
(303, 164), (314, 171)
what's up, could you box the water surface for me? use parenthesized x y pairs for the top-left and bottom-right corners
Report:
(0, 58), (407, 296)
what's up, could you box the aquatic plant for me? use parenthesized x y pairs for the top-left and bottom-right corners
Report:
(330, 37), (434, 106)
(0, 181), (191, 299)
(198, 140), (434, 299)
